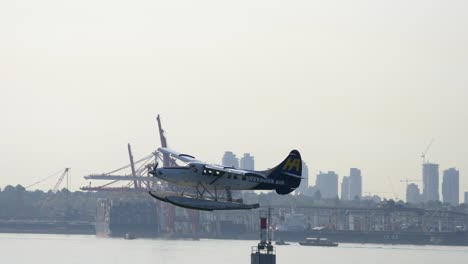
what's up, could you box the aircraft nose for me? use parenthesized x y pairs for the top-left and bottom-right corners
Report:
(149, 168), (163, 177)
(151, 168), (164, 177)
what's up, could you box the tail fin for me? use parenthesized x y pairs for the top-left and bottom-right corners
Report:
(267, 150), (302, 195)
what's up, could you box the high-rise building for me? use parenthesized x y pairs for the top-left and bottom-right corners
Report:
(341, 176), (350, 200)
(302, 161), (309, 181)
(349, 168), (362, 200)
(340, 168), (362, 200)
(442, 168), (459, 206)
(315, 171), (338, 199)
(422, 163), (439, 202)
(222, 151), (239, 168)
(239, 153), (255, 170)
(296, 161), (310, 195)
(406, 183), (421, 204)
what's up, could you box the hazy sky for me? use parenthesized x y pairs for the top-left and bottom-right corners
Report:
(1, 0), (467, 201)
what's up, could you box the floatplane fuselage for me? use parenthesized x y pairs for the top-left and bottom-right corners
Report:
(148, 148), (303, 211)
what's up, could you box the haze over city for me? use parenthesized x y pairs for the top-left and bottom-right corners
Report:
(1, 0), (467, 201)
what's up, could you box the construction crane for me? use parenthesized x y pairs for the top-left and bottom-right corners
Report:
(400, 179), (422, 186)
(52, 168), (70, 193)
(363, 191), (386, 196)
(386, 175), (399, 201)
(40, 168), (71, 209)
(421, 139), (435, 164)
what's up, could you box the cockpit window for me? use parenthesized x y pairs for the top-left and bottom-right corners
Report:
(202, 166), (225, 176)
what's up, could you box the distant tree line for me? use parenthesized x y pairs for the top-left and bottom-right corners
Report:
(0, 185), (149, 222)
(1, 185), (466, 222)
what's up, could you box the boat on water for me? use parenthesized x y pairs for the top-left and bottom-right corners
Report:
(299, 237), (338, 247)
(275, 239), (290, 245)
(124, 232), (136, 240)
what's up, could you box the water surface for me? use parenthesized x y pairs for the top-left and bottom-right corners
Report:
(1, 234), (467, 264)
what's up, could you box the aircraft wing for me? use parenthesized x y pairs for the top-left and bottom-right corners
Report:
(204, 164), (247, 174)
(205, 165), (266, 179)
(158, 147), (203, 164)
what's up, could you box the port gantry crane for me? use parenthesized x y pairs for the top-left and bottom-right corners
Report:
(80, 150), (158, 192)
(80, 114), (177, 192)
(80, 114), (183, 234)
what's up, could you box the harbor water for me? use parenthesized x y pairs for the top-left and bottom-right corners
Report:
(1, 233), (467, 264)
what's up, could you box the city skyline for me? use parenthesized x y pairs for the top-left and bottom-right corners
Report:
(1, 144), (464, 203)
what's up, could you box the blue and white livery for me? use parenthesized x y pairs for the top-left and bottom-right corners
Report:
(149, 148), (303, 211)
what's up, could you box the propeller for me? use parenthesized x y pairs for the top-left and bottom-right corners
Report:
(149, 162), (159, 176)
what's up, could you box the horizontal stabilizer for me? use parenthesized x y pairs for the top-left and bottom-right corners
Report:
(282, 172), (305, 179)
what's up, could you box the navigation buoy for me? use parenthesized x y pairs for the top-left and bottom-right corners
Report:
(251, 210), (276, 264)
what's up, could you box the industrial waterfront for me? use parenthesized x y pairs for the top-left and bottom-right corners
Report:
(1, 116), (468, 246)
(2, 188), (468, 246)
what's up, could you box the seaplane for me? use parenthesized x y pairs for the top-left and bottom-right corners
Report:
(148, 148), (303, 211)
